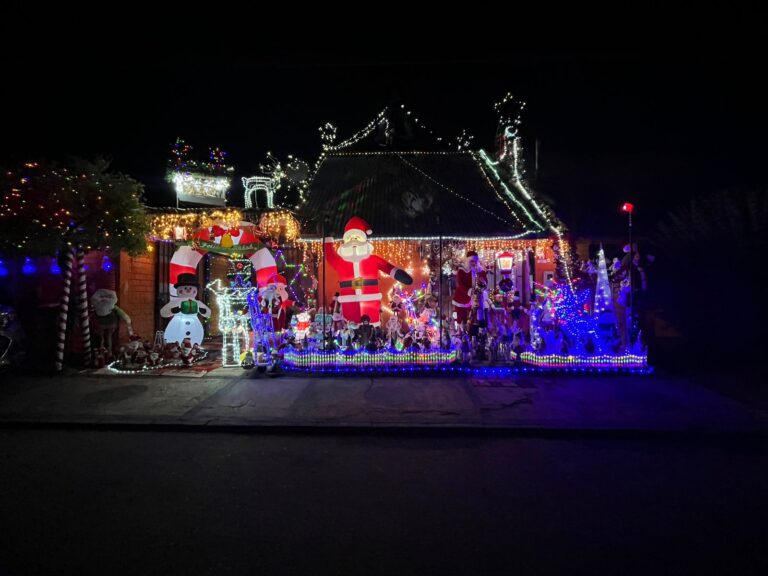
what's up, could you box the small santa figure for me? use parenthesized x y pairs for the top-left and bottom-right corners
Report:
(390, 293), (405, 317)
(488, 289), (507, 331)
(507, 290), (529, 337)
(148, 347), (161, 367)
(180, 337), (194, 365)
(93, 347), (106, 369)
(270, 294), (285, 333)
(330, 292), (345, 333)
(452, 251), (487, 326)
(134, 346), (147, 368)
(272, 273), (294, 329)
(324, 217), (413, 326)
(126, 334), (143, 362)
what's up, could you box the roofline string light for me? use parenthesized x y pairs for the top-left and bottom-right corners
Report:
(475, 150), (545, 230)
(394, 153), (526, 229)
(298, 234), (534, 243)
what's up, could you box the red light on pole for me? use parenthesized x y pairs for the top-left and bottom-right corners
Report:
(621, 202), (634, 349)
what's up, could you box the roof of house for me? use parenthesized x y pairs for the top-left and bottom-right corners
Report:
(299, 105), (557, 239)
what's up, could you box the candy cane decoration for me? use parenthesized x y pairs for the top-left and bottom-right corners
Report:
(76, 249), (92, 366)
(54, 248), (76, 371)
(250, 246), (277, 288)
(169, 245), (208, 296)
(168, 223), (277, 295)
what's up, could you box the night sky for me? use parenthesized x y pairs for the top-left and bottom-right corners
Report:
(3, 23), (766, 240)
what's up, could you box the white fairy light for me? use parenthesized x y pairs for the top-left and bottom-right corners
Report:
(207, 279), (256, 367)
(172, 173), (230, 205)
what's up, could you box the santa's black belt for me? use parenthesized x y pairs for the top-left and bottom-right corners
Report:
(340, 279), (378, 288)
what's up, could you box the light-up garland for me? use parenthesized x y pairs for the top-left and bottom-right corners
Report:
(321, 105), (446, 154)
(302, 239), (554, 274)
(106, 349), (209, 374)
(475, 150), (544, 231)
(259, 210), (301, 242)
(147, 209), (245, 241)
(518, 352), (647, 369)
(207, 278), (256, 367)
(282, 347), (457, 369)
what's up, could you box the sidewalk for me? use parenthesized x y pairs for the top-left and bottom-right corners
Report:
(1, 367), (765, 433)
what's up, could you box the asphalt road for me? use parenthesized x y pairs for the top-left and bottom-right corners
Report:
(1, 429), (766, 575)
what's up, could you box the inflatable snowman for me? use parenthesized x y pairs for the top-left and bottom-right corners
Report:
(160, 273), (210, 345)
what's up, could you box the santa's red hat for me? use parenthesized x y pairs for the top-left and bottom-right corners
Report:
(343, 217), (372, 241)
(269, 273), (287, 286)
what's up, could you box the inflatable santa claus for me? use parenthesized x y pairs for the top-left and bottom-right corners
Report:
(324, 217), (413, 326)
(452, 250), (487, 325)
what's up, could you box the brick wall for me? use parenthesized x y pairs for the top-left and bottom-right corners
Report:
(118, 250), (157, 341)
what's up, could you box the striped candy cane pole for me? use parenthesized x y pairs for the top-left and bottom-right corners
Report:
(54, 248), (76, 371)
(76, 249), (92, 366)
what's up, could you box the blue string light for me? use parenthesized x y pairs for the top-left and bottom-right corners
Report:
(281, 363), (652, 376)
(21, 257), (36, 275)
(101, 255), (113, 273)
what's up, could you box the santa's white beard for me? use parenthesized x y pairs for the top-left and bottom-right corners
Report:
(93, 298), (117, 317)
(338, 241), (372, 262)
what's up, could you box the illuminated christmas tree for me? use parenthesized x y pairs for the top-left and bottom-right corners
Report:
(594, 245), (613, 314)
(227, 257), (253, 288)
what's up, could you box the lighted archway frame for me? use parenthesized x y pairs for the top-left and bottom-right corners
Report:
(168, 221), (277, 296)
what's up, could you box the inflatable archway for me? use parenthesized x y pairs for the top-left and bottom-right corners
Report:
(169, 221), (276, 296)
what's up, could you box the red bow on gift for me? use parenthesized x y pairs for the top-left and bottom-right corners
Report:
(211, 226), (241, 238)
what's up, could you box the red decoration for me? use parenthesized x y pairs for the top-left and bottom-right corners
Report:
(452, 251), (487, 324)
(324, 217), (412, 326)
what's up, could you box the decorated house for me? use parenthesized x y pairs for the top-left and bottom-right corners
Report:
(0, 97), (649, 373)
